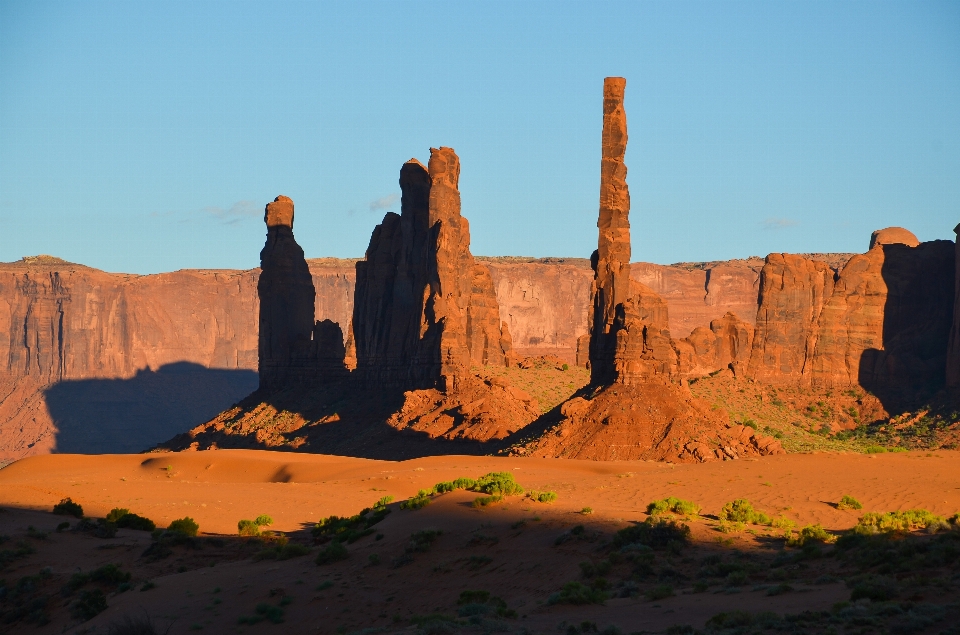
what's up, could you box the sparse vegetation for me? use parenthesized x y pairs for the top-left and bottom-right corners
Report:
(400, 489), (432, 510)
(167, 517), (199, 537)
(548, 581), (608, 605)
(315, 540), (348, 565)
(647, 497), (700, 516)
(238, 514), (273, 537)
(579, 507), (593, 515)
(312, 500), (390, 543)
(837, 495), (863, 511)
(106, 508), (156, 531)
(854, 509), (950, 534)
(719, 499), (770, 526)
(52, 497), (83, 518)
(527, 490), (558, 503)
(785, 524), (834, 547)
(613, 517), (690, 550)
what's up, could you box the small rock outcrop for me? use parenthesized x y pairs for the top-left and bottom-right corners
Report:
(675, 311), (754, 378)
(869, 227), (920, 250)
(258, 195), (346, 389)
(352, 149), (513, 391)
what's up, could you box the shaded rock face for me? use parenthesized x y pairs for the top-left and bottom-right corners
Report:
(948, 224), (960, 389)
(258, 196), (346, 389)
(747, 235), (955, 404)
(353, 150), (511, 391)
(0, 260), (261, 459)
(612, 281), (678, 383)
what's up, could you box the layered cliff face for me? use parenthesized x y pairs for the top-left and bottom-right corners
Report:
(746, 229), (956, 405)
(674, 312), (754, 379)
(353, 150), (512, 390)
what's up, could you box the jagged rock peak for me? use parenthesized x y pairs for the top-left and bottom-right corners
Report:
(265, 195), (295, 228)
(869, 227), (919, 250)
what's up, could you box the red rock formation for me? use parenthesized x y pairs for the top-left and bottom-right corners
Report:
(948, 224), (960, 389)
(589, 77), (633, 383)
(353, 150), (512, 390)
(747, 254), (834, 383)
(611, 281), (678, 382)
(870, 227), (920, 250)
(675, 311), (754, 379)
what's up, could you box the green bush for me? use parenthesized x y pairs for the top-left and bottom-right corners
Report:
(547, 581), (608, 605)
(837, 495), (863, 511)
(786, 524), (834, 547)
(407, 529), (442, 553)
(238, 514), (273, 537)
(527, 490), (558, 503)
(472, 496), (498, 508)
(53, 498), (83, 518)
(312, 501), (390, 543)
(613, 517), (690, 550)
(854, 509), (947, 534)
(167, 517), (199, 537)
(315, 540), (348, 565)
(400, 490), (432, 510)
(255, 543), (311, 561)
(719, 499), (770, 525)
(472, 472), (524, 497)
(647, 497), (700, 516)
(106, 508), (156, 531)
(645, 584), (674, 600)
(580, 507), (594, 515)
(71, 589), (107, 621)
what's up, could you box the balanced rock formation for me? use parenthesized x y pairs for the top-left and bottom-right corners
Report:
(258, 195), (346, 389)
(353, 149), (512, 391)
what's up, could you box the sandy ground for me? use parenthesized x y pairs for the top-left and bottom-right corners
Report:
(1, 450), (959, 634)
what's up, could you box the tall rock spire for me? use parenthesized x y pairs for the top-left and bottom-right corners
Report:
(589, 77), (632, 383)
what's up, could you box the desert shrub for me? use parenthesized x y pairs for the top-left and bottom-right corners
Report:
(72, 517), (118, 539)
(849, 575), (898, 602)
(55, 521), (70, 533)
(613, 517), (690, 550)
(472, 496), (498, 508)
(407, 529), (442, 553)
(527, 490), (558, 503)
(547, 581), (608, 605)
(315, 540), (348, 565)
(766, 583), (793, 596)
(770, 516), (795, 532)
(466, 555), (492, 570)
(579, 560), (612, 578)
(238, 602), (284, 625)
(312, 502), (390, 543)
(106, 509), (156, 531)
(786, 524), (835, 547)
(837, 495), (863, 511)
(647, 497), (700, 516)
(255, 543), (311, 561)
(238, 514), (273, 537)
(106, 614), (163, 635)
(719, 499), (770, 525)
(53, 498), (83, 518)
(580, 507), (594, 515)
(71, 589), (107, 621)
(167, 517), (198, 536)
(854, 509), (946, 535)
(472, 472), (524, 497)
(645, 584), (674, 600)
(67, 563), (131, 593)
(400, 490), (432, 510)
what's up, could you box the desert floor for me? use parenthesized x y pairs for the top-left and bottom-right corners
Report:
(1, 450), (959, 634)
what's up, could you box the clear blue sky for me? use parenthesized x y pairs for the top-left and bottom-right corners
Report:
(1, 0), (958, 274)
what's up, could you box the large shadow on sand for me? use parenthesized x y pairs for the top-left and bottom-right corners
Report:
(858, 241), (955, 411)
(44, 362), (258, 454)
